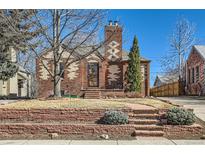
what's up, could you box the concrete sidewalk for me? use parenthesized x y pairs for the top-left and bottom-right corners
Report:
(1, 137), (205, 145)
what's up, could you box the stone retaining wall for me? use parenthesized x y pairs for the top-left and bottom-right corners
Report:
(0, 108), (133, 122)
(0, 123), (136, 139)
(163, 124), (203, 138)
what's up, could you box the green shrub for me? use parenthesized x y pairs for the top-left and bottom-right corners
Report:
(99, 110), (129, 125)
(166, 107), (195, 125)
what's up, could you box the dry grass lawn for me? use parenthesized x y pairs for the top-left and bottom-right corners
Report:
(0, 98), (175, 109)
(0, 99), (126, 109)
(110, 98), (175, 109)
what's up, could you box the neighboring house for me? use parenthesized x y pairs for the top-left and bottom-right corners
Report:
(153, 74), (179, 87)
(0, 48), (31, 98)
(151, 74), (180, 97)
(185, 45), (205, 95)
(36, 21), (151, 98)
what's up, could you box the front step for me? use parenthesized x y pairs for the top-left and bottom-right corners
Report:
(134, 125), (163, 131)
(133, 130), (164, 137)
(84, 90), (101, 99)
(132, 109), (158, 114)
(129, 119), (159, 125)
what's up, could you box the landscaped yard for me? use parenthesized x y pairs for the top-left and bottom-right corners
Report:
(0, 98), (176, 109)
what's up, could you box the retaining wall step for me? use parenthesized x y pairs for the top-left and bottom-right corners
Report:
(129, 119), (159, 125)
(134, 125), (163, 131)
(132, 109), (158, 114)
(133, 130), (164, 137)
(128, 113), (160, 119)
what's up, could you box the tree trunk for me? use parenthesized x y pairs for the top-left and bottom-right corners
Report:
(54, 64), (61, 97)
(53, 9), (61, 98)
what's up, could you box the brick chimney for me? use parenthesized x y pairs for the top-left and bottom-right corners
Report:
(104, 20), (122, 62)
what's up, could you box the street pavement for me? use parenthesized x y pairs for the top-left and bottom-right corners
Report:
(0, 137), (205, 145)
(157, 96), (205, 121)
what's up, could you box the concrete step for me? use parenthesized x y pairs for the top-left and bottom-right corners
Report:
(129, 119), (159, 125)
(84, 94), (100, 98)
(128, 113), (160, 119)
(84, 97), (100, 99)
(134, 125), (163, 131)
(84, 91), (101, 99)
(133, 130), (164, 137)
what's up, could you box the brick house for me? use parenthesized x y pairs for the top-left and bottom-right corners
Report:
(186, 45), (205, 95)
(36, 21), (150, 98)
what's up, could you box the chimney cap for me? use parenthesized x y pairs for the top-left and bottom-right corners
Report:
(114, 21), (118, 26)
(108, 20), (112, 26)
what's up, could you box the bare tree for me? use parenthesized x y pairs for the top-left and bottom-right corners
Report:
(30, 9), (110, 97)
(161, 17), (195, 79)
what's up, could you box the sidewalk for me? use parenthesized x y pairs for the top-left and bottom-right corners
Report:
(1, 137), (205, 145)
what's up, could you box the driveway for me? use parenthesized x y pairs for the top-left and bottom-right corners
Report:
(158, 96), (205, 121)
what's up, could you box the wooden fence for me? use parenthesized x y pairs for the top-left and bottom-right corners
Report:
(150, 81), (181, 97)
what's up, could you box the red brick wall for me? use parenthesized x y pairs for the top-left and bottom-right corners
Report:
(104, 25), (124, 89)
(36, 58), (54, 98)
(36, 58), (82, 98)
(186, 49), (205, 95)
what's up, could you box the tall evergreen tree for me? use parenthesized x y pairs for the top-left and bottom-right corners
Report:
(126, 36), (142, 92)
(0, 10), (42, 81)
(0, 46), (18, 81)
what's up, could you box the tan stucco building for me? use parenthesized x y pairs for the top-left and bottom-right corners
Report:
(0, 48), (31, 98)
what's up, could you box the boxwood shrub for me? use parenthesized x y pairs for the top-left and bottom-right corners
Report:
(166, 107), (195, 125)
(99, 110), (129, 125)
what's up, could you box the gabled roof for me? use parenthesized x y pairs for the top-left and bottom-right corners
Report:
(121, 50), (150, 62)
(39, 45), (105, 60)
(39, 45), (150, 62)
(190, 45), (205, 60)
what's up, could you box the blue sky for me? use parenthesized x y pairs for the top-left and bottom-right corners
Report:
(102, 9), (205, 86)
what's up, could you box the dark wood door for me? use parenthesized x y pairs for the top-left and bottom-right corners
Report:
(88, 63), (99, 87)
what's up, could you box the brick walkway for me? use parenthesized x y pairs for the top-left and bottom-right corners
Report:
(126, 103), (155, 110)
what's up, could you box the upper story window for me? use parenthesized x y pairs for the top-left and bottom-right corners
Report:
(188, 69), (191, 84)
(192, 68), (195, 83)
(196, 66), (199, 82)
(60, 62), (64, 78)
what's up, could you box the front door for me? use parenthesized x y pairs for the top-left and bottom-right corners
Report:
(88, 63), (99, 87)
